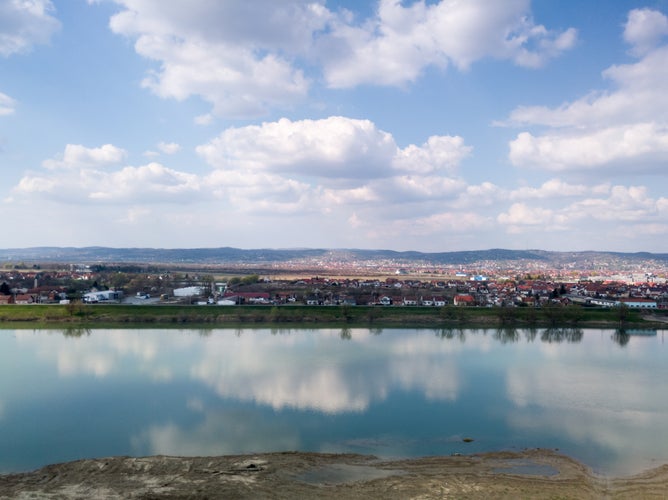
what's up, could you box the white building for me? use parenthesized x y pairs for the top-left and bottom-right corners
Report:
(83, 290), (123, 303)
(173, 286), (204, 297)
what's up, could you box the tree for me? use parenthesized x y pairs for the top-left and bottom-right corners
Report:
(616, 303), (630, 326)
(0, 282), (10, 296)
(241, 274), (260, 286)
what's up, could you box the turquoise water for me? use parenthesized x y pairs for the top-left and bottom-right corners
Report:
(0, 327), (666, 476)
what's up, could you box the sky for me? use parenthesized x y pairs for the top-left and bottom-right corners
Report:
(2, 0), (668, 252)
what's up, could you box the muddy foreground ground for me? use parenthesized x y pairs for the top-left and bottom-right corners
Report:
(2, 449), (668, 499)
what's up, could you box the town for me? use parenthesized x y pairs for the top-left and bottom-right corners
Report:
(1, 257), (667, 310)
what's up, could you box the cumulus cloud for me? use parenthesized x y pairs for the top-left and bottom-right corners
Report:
(15, 143), (201, 204)
(106, 0), (319, 118)
(495, 184), (668, 239)
(507, 8), (668, 173)
(403, 211), (491, 236)
(393, 135), (472, 175)
(17, 162), (201, 204)
(509, 179), (591, 200)
(497, 202), (559, 229)
(0, 1), (60, 118)
(567, 185), (663, 222)
(102, 0), (575, 117)
(42, 144), (127, 170)
(509, 124), (668, 172)
(624, 8), (668, 56)
(0, 91), (16, 115)
(198, 116), (469, 181)
(321, 0), (577, 87)
(195, 116), (474, 223)
(9, 116), (478, 247)
(157, 141), (180, 154)
(0, 0), (60, 56)
(89, 163), (201, 202)
(197, 116), (397, 179)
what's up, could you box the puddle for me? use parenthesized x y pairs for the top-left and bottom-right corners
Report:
(296, 464), (404, 485)
(492, 460), (559, 477)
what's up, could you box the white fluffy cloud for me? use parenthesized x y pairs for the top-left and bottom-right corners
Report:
(497, 202), (561, 230)
(509, 124), (668, 172)
(90, 163), (202, 202)
(321, 0), (577, 87)
(0, 0), (60, 118)
(393, 135), (472, 175)
(198, 116), (470, 181)
(624, 8), (668, 56)
(156, 141), (180, 155)
(16, 162), (202, 204)
(195, 116), (474, 224)
(509, 179), (592, 200)
(507, 8), (668, 173)
(11, 118), (475, 237)
(107, 0), (320, 118)
(197, 116), (397, 179)
(42, 144), (127, 170)
(16, 144), (200, 204)
(103, 0), (575, 117)
(495, 184), (668, 238)
(0, 91), (15, 115)
(10, 115), (668, 249)
(0, 0), (60, 56)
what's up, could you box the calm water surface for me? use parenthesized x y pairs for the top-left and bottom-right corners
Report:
(0, 327), (666, 476)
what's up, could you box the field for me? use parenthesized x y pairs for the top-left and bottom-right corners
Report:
(0, 303), (661, 329)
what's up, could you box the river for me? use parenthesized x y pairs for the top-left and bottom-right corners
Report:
(0, 326), (666, 476)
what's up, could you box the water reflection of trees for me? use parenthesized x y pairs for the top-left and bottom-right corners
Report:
(524, 328), (538, 342)
(270, 327), (298, 336)
(60, 326), (92, 338)
(612, 328), (630, 346)
(433, 327), (466, 341)
(431, 327), (584, 344)
(493, 327), (521, 343)
(540, 327), (583, 343)
(339, 326), (351, 340)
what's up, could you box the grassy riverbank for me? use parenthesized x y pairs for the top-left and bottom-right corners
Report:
(0, 303), (664, 329)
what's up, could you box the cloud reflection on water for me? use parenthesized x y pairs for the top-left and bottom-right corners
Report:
(505, 333), (668, 475)
(3, 327), (666, 475)
(132, 409), (300, 457)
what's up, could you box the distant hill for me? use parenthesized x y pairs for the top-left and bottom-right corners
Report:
(1, 246), (668, 268)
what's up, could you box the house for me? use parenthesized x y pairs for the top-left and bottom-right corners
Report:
(618, 298), (658, 309)
(453, 294), (475, 306)
(378, 295), (392, 306)
(433, 296), (447, 307)
(0, 295), (13, 305)
(402, 296), (418, 306)
(14, 294), (35, 304)
(222, 292), (271, 304)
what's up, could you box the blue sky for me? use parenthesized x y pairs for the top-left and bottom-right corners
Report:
(2, 0), (668, 252)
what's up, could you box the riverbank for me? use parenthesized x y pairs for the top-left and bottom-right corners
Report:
(2, 450), (667, 499)
(0, 303), (665, 329)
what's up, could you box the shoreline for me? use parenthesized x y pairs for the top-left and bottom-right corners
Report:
(1, 303), (666, 330)
(2, 450), (668, 499)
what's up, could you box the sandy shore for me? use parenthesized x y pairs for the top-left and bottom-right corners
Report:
(2, 449), (668, 499)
